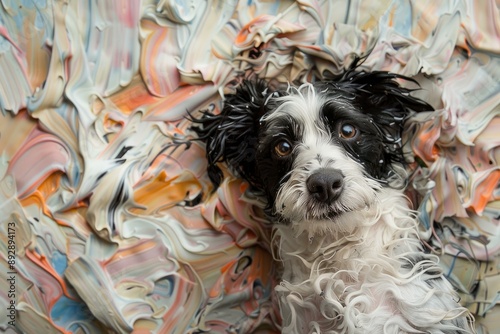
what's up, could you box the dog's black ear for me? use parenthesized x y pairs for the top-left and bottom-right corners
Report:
(191, 80), (273, 189)
(336, 63), (433, 168)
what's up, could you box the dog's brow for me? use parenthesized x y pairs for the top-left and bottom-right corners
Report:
(320, 99), (358, 120)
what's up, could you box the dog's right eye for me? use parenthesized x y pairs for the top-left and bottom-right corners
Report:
(274, 140), (293, 157)
(339, 122), (357, 139)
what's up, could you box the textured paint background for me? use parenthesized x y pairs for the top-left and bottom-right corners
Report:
(0, 0), (499, 333)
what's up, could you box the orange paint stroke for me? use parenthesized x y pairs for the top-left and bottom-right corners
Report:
(25, 250), (74, 302)
(414, 124), (441, 163)
(143, 84), (216, 121)
(131, 171), (201, 215)
(468, 170), (500, 215)
(235, 15), (268, 44)
(104, 239), (156, 264)
(103, 113), (124, 134)
(20, 171), (72, 227)
(108, 77), (159, 114)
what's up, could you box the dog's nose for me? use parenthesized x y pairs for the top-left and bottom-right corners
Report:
(306, 168), (344, 203)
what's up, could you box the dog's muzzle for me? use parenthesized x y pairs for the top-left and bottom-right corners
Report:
(306, 168), (344, 203)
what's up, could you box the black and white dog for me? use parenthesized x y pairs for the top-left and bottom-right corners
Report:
(192, 65), (475, 333)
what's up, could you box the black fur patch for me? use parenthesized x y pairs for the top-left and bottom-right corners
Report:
(253, 116), (301, 208)
(191, 80), (277, 189)
(315, 66), (432, 180)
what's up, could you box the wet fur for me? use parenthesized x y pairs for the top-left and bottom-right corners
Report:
(192, 66), (475, 333)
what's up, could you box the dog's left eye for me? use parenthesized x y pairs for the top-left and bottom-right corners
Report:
(339, 123), (357, 139)
(274, 139), (293, 157)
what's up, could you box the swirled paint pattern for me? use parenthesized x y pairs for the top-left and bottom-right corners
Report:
(1, 0), (499, 333)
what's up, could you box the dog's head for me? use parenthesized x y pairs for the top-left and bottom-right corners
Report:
(192, 68), (431, 234)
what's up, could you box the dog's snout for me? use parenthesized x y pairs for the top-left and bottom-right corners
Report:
(306, 168), (344, 203)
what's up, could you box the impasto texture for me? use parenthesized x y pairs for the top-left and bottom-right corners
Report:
(0, 1), (499, 333)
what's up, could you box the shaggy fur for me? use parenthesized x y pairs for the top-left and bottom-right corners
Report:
(192, 66), (475, 333)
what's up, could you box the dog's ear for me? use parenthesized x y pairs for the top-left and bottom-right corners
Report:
(336, 64), (433, 167)
(191, 80), (273, 189)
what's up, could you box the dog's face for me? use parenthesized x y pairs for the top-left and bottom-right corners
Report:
(193, 68), (431, 234)
(254, 85), (385, 229)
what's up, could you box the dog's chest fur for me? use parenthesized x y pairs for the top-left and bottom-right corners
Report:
(277, 189), (416, 284)
(274, 189), (468, 333)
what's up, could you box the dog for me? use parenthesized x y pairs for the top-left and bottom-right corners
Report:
(191, 64), (475, 333)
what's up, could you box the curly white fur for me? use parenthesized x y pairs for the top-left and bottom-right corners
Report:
(274, 189), (474, 333)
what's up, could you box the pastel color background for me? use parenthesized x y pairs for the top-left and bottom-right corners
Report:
(1, 1), (499, 333)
